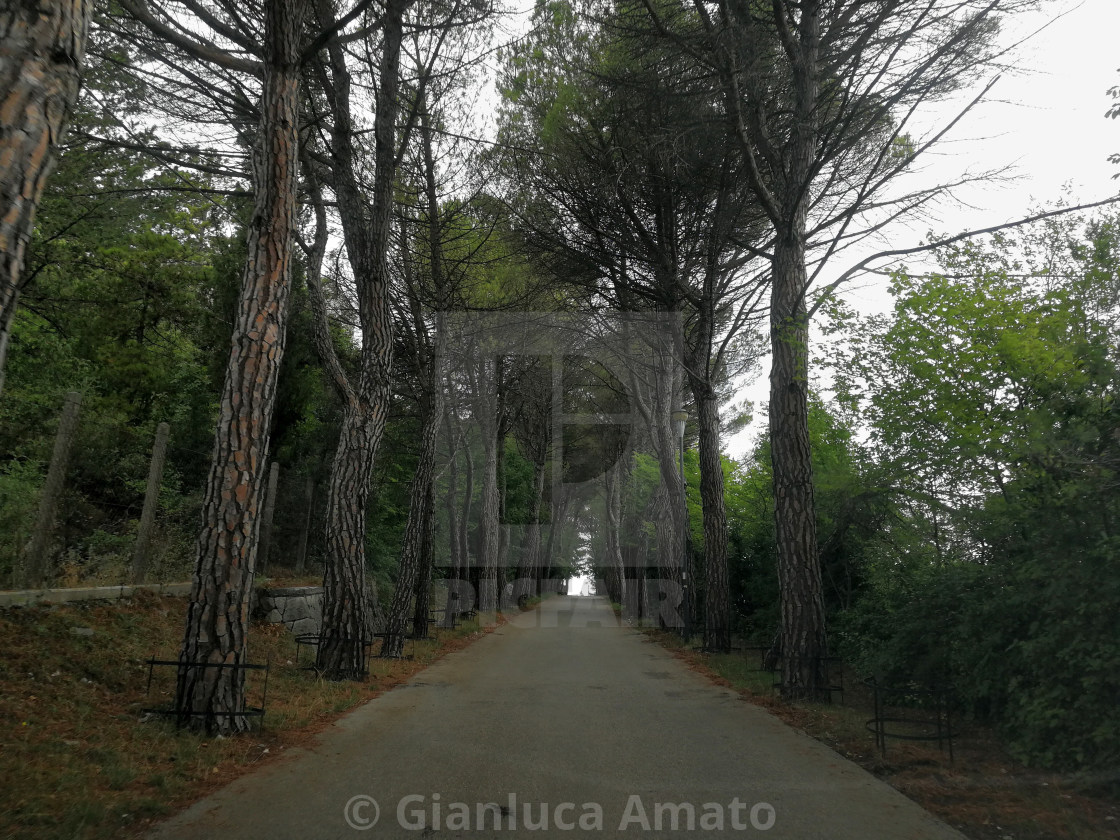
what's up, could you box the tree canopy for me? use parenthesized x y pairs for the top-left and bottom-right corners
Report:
(0, 0), (1116, 766)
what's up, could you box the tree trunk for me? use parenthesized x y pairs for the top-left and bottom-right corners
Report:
(0, 0), (92, 396)
(314, 0), (408, 679)
(411, 480), (435, 640)
(517, 460), (547, 594)
(316, 406), (383, 677)
(459, 426), (475, 599)
(493, 357), (511, 600)
(542, 485), (568, 583)
(475, 356), (500, 612)
(300, 185), (380, 675)
(769, 0), (828, 700)
(176, 0), (304, 733)
(770, 234), (827, 700)
(381, 82), (445, 655)
(603, 462), (625, 607)
(0, 286), (18, 397)
(652, 482), (679, 629)
(383, 387), (442, 656)
(694, 386), (730, 652)
(441, 429), (461, 628)
(651, 417), (685, 591)
(445, 417), (461, 580)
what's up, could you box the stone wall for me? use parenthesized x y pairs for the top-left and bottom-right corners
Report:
(253, 586), (322, 637)
(0, 583), (325, 640)
(0, 582), (193, 609)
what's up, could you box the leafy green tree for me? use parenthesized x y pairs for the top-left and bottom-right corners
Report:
(832, 214), (1119, 533)
(496, 0), (769, 648)
(636, 0), (1035, 698)
(726, 395), (886, 641)
(832, 211), (1120, 771)
(0, 63), (234, 585)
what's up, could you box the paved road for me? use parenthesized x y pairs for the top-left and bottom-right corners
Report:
(151, 595), (965, 839)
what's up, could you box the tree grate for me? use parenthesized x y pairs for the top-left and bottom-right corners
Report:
(142, 657), (270, 731)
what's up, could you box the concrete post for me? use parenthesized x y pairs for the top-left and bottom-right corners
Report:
(132, 422), (170, 583)
(23, 391), (82, 587)
(257, 461), (280, 574)
(294, 476), (314, 575)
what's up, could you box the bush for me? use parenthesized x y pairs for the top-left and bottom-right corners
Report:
(840, 541), (1120, 773)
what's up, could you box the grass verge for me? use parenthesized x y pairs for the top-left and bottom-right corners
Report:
(647, 631), (1120, 840)
(0, 591), (497, 840)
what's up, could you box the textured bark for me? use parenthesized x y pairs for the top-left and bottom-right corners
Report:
(474, 357), (500, 612)
(770, 234), (828, 699)
(313, 0), (409, 679)
(710, 0), (828, 696)
(0, 0), (92, 396)
(0, 285), (17, 396)
(382, 388), (442, 656)
(683, 235), (735, 651)
(603, 464), (625, 607)
(411, 480), (435, 640)
(383, 86), (448, 653)
(316, 410), (381, 676)
(769, 0), (829, 700)
(176, 0), (304, 733)
(695, 386), (730, 651)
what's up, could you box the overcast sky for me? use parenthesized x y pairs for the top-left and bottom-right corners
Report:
(725, 0), (1120, 458)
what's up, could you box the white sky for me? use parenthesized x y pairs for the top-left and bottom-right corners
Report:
(725, 0), (1120, 459)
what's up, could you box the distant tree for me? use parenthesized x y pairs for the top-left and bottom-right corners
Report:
(830, 211), (1120, 545)
(508, 358), (552, 595)
(639, 0), (1034, 697)
(380, 8), (500, 653)
(496, 1), (768, 648)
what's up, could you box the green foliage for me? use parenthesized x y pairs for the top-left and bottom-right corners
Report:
(829, 210), (1120, 772)
(0, 89), (228, 583)
(0, 51), (351, 586)
(725, 395), (886, 640)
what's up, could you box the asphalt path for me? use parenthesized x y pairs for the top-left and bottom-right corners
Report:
(149, 594), (966, 839)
